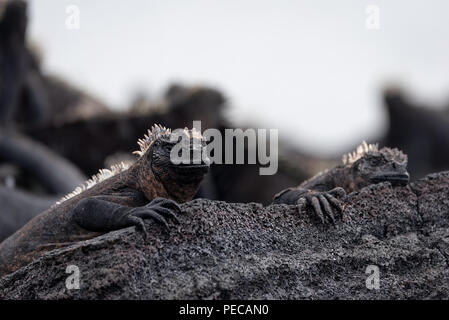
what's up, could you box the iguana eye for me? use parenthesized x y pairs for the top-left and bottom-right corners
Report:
(369, 158), (380, 166)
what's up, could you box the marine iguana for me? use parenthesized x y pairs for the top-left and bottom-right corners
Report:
(273, 142), (409, 223)
(0, 125), (209, 276)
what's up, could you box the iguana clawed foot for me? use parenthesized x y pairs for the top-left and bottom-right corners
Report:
(128, 197), (182, 239)
(296, 187), (346, 224)
(72, 197), (182, 240)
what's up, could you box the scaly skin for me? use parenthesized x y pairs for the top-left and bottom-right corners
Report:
(0, 125), (209, 276)
(273, 142), (409, 224)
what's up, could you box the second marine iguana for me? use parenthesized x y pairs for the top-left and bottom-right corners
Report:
(273, 142), (409, 223)
(0, 125), (210, 276)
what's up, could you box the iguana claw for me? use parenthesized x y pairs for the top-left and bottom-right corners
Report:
(296, 187), (346, 224)
(128, 197), (182, 238)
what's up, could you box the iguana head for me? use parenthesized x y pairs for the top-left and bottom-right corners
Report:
(343, 141), (409, 190)
(134, 124), (210, 202)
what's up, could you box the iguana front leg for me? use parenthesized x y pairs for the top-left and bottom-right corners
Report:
(71, 197), (181, 239)
(273, 187), (346, 224)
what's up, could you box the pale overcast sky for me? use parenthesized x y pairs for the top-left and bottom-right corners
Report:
(28, 0), (449, 155)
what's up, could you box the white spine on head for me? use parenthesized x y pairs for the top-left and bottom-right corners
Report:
(133, 124), (172, 157)
(132, 124), (203, 158)
(342, 141), (379, 165)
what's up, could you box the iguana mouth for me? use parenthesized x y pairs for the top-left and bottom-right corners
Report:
(174, 163), (208, 168)
(170, 163), (209, 174)
(371, 173), (409, 186)
(169, 153), (210, 171)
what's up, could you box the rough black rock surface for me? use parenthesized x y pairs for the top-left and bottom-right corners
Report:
(0, 172), (448, 299)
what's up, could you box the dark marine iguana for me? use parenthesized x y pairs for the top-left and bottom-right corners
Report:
(0, 125), (210, 276)
(273, 142), (409, 223)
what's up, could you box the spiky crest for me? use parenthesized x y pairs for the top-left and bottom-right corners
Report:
(342, 141), (379, 165)
(132, 124), (172, 157)
(53, 162), (131, 207)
